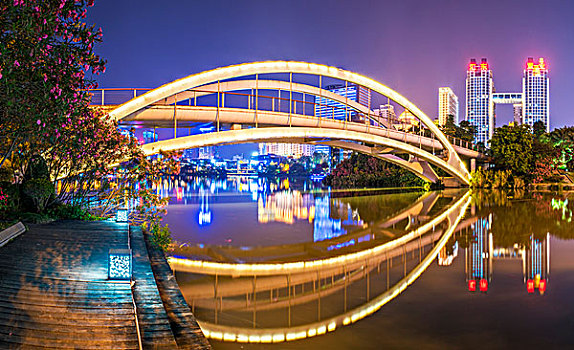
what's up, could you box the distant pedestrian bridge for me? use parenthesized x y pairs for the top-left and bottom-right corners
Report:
(91, 61), (484, 185)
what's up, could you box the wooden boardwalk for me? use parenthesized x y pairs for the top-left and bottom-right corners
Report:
(0, 220), (210, 349)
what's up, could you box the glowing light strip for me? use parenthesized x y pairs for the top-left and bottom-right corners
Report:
(197, 193), (471, 343)
(144, 127), (469, 185)
(168, 192), (470, 276)
(107, 61), (469, 180)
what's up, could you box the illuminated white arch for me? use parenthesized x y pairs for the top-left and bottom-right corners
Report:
(143, 127), (469, 185)
(109, 61), (470, 182)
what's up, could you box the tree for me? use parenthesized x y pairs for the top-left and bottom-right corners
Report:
(533, 120), (546, 139)
(490, 124), (560, 183)
(489, 125), (533, 177)
(440, 115), (475, 143)
(541, 126), (574, 171)
(0, 1), (181, 231)
(457, 120), (476, 142)
(0, 0), (106, 171)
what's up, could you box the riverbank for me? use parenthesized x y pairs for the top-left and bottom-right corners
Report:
(0, 220), (210, 349)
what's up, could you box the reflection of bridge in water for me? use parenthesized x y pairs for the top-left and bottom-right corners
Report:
(172, 190), (456, 266)
(169, 192), (472, 343)
(91, 61), (488, 185)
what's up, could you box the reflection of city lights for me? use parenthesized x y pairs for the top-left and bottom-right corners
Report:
(169, 193), (471, 277)
(466, 216), (492, 293)
(198, 187), (212, 226)
(551, 198), (572, 222)
(190, 194), (472, 343)
(438, 241), (458, 266)
(327, 239), (355, 251)
(258, 190), (314, 224)
(313, 196), (346, 242)
(524, 233), (549, 295)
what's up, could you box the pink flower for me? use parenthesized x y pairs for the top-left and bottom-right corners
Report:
(13, 60), (20, 67)
(37, 119), (41, 125)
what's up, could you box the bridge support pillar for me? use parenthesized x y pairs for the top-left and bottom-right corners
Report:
(470, 158), (476, 172)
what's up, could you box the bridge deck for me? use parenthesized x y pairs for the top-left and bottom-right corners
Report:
(0, 220), (210, 349)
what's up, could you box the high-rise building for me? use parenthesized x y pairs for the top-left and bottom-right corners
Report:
(522, 57), (549, 132)
(513, 103), (523, 125)
(314, 84), (371, 122)
(438, 87), (459, 126)
(466, 58), (494, 145)
(262, 143), (315, 158)
(314, 84), (371, 163)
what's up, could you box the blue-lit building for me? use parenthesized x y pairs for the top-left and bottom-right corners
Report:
(522, 57), (550, 132)
(142, 130), (158, 144)
(466, 58), (494, 145)
(313, 196), (346, 242)
(465, 216), (493, 292)
(314, 84), (371, 121)
(524, 233), (549, 294)
(314, 84), (371, 163)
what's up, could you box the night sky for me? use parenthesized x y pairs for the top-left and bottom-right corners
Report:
(87, 0), (574, 150)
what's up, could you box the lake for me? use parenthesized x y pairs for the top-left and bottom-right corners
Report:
(161, 177), (574, 349)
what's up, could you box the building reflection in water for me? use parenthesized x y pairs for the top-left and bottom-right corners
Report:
(257, 189), (364, 243)
(466, 214), (551, 295)
(524, 233), (549, 294)
(198, 185), (212, 226)
(170, 192), (471, 344)
(465, 215), (493, 293)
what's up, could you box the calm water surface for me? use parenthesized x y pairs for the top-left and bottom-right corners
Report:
(161, 177), (574, 349)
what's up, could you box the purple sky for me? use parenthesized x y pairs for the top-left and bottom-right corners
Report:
(87, 0), (573, 132)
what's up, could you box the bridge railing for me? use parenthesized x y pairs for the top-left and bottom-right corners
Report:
(88, 88), (481, 153)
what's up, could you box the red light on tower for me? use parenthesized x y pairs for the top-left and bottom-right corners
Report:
(539, 279), (547, 293)
(468, 279), (477, 292)
(527, 279), (535, 293)
(479, 279), (488, 292)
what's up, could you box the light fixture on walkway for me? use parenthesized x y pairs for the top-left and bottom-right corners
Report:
(108, 249), (132, 280)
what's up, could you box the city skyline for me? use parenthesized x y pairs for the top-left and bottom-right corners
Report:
(87, 0), (573, 135)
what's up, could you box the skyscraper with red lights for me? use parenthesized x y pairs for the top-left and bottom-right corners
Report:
(465, 58), (494, 145)
(522, 57), (550, 132)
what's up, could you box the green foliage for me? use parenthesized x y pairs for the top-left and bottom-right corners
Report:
(492, 170), (511, 189)
(471, 191), (574, 246)
(541, 126), (574, 171)
(490, 125), (533, 176)
(22, 178), (54, 213)
(0, 0), (106, 172)
(19, 212), (54, 224)
(533, 121), (546, 139)
(24, 155), (50, 181)
(47, 203), (95, 220)
(0, 182), (19, 214)
(470, 168), (522, 189)
(513, 176), (525, 189)
(440, 115), (476, 143)
(323, 152), (426, 189)
(145, 222), (172, 252)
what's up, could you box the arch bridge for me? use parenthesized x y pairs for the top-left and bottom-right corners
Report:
(92, 61), (485, 185)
